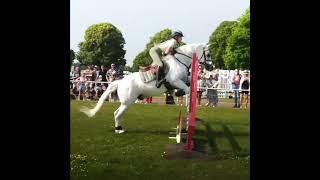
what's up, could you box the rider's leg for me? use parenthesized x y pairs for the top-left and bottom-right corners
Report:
(149, 47), (165, 88)
(149, 46), (163, 67)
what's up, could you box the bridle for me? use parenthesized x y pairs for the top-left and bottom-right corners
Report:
(173, 50), (208, 75)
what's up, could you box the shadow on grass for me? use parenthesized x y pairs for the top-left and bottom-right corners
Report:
(189, 118), (250, 158)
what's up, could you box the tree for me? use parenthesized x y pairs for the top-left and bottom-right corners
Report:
(132, 29), (186, 72)
(208, 21), (238, 69)
(70, 49), (75, 65)
(224, 9), (250, 69)
(76, 23), (126, 67)
(132, 49), (151, 72)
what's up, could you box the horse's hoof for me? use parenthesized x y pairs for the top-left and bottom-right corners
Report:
(80, 107), (95, 118)
(115, 129), (125, 134)
(137, 94), (144, 100)
(115, 126), (125, 134)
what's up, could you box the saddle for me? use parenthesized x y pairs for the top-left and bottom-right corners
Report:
(138, 65), (158, 83)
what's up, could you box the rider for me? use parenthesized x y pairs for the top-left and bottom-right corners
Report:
(149, 30), (184, 88)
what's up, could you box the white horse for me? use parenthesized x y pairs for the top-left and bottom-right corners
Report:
(80, 43), (208, 133)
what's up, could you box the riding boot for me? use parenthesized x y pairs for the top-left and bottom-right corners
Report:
(156, 66), (166, 88)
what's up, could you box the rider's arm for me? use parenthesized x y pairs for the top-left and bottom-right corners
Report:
(164, 47), (173, 56)
(163, 39), (177, 56)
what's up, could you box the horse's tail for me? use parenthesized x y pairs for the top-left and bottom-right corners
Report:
(80, 81), (118, 118)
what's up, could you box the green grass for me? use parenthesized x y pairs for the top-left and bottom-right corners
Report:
(71, 101), (250, 180)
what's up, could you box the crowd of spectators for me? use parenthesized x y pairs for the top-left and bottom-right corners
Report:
(70, 64), (123, 101)
(70, 63), (250, 108)
(196, 65), (250, 108)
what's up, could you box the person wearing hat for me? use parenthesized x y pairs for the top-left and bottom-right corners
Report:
(147, 30), (184, 88)
(239, 70), (250, 108)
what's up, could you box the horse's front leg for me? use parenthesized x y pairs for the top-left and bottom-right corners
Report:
(170, 79), (190, 110)
(170, 79), (192, 130)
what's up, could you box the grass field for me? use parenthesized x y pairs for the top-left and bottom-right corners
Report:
(71, 100), (250, 180)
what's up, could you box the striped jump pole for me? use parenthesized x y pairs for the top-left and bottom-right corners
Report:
(186, 52), (199, 153)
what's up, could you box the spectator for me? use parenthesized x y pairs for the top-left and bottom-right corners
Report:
(94, 76), (103, 99)
(70, 66), (81, 89)
(70, 66), (75, 77)
(94, 65), (100, 81)
(205, 73), (220, 107)
(107, 63), (119, 102)
(99, 65), (108, 83)
(107, 63), (118, 82)
(90, 66), (98, 88)
(231, 69), (241, 108)
(73, 66), (81, 79)
(240, 70), (250, 108)
(95, 74), (102, 86)
(83, 65), (92, 77)
(75, 73), (87, 100)
(197, 65), (206, 106)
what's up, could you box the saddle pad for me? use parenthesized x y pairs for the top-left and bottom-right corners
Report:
(139, 66), (158, 83)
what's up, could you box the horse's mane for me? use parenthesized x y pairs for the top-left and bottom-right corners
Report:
(162, 43), (208, 63)
(176, 43), (208, 56)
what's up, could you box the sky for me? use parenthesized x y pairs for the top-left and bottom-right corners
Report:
(71, 0), (250, 66)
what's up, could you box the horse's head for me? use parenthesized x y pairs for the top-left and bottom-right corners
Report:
(175, 43), (209, 65)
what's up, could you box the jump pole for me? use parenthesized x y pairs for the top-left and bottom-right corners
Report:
(186, 52), (199, 153)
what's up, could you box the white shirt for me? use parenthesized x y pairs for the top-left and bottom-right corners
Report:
(107, 68), (117, 82)
(206, 78), (220, 88)
(157, 39), (177, 52)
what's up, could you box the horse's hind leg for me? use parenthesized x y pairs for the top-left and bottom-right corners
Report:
(114, 104), (130, 133)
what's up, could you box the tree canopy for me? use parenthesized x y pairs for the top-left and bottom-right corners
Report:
(76, 23), (126, 67)
(223, 9), (250, 69)
(208, 21), (238, 69)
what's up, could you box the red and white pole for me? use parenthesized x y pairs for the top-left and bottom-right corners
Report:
(186, 52), (199, 153)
